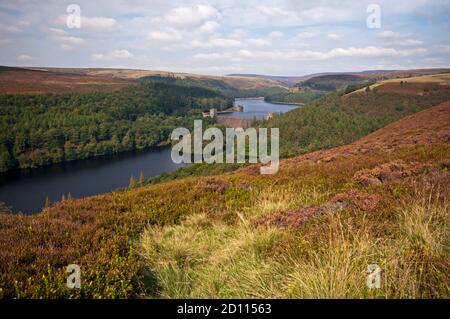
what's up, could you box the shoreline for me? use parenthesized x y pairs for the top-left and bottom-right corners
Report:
(264, 100), (305, 106)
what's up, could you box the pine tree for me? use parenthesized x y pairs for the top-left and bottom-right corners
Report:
(44, 196), (51, 208)
(129, 176), (137, 188)
(139, 171), (145, 185)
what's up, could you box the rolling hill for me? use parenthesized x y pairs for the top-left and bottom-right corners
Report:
(25, 67), (286, 90)
(0, 66), (288, 98)
(1, 72), (449, 298)
(1, 97), (448, 298)
(0, 66), (133, 94)
(230, 68), (450, 87)
(347, 73), (450, 96)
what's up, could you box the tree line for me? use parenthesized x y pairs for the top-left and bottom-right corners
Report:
(262, 86), (450, 157)
(0, 81), (230, 172)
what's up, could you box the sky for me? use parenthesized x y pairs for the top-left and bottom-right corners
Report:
(0, 0), (449, 76)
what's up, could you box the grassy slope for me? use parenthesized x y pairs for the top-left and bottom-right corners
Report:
(265, 88), (325, 104)
(300, 74), (366, 91)
(347, 73), (450, 96)
(267, 79), (450, 157)
(139, 76), (450, 184)
(23, 66), (286, 91)
(0, 85), (449, 298)
(0, 67), (134, 94)
(140, 75), (287, 98)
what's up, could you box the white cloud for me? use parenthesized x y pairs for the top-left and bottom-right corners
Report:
(16, 54), (34, 62)
(377, 31), (424, 47)
(91, 49), (133, 61)
(231, 46), (428, 62)
(82, 16), (120, 31)
(435, 45), (450, 53)
(192, 38), (243, 49)
(229, 29), (248, 39)
(148, 29), (182, 43)
(180, 65), (245, 75)
(197, 21), (220, 34)
(111, 49), (133, 58)
(256, 5), (297, 19)
(247, 38), (271, 46)
(377, 30), (403, 38)
(401, 39), (424, 46)
(327, 33), (340, 40)
(0, 21), (29, 33)
(224, 4), (353, 27)
(47, 28), (67, 36)
(326, 46), (427, 58)
(0, 38), (11, 46)
(58, 35), (84, 45)
(145, 5), (222, 48)
(0, 0), (447, 75)
(0, 24), (21, 33)
(60, 44), (74, 51)
(193, 52), (230, 60)
(155, 4), (220, 28)
(297, 32), (318, 39)
(238, 49), (254, 58)
(56, 15), (120, 31)
(46, 29), (84, 50)
(268, 31), (284, 38)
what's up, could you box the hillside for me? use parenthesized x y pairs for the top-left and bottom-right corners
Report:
(299, 74), (366, 91)
(0, 66), (133, 94)
(1, 83), (449, 298)
(0, 66), (287, 100)
(347, 73), (450, 96)
(228, 73), (308, 86)
(264, 76), (450, 157)
(141, 75), (450, 185)
(26, 67), (286, 90)
(230, 68), (450, 87)
(0, 80), (230, 172)
(140, 75), (287, 98)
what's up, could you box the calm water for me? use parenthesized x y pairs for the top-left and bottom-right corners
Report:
(0, 147), (183, 214)
(0, 98), (298, 215)
(219, 98), (300, 119)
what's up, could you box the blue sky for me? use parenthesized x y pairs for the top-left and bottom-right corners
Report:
(0, 0), (449, 75)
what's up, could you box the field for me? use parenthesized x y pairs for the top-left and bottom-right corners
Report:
(0, 67), (133, 94)
(26, 67), (285, 90)
(348, 73), (450, 96)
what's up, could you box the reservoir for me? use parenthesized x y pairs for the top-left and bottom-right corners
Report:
(0, 98), (298, 215)
(0, 147), (183, 214)
(220, 98), (300, 119)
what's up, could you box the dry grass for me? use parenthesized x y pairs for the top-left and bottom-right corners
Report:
(1, 99), (449, 298)
(139, 213), (289, 298)
(348, 73), (450, 96)
(139, 182), (449, 298)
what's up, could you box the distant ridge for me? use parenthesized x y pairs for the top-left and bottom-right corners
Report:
(228, 68), (450, 86)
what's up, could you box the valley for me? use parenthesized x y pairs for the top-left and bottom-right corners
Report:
(0, 68), (449, 298)
(1, 0), (450, 305)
